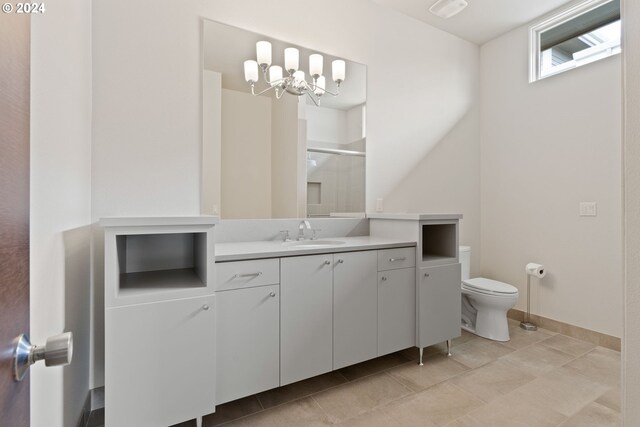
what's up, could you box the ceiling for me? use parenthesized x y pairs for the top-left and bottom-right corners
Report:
(371, 0), (577, 45)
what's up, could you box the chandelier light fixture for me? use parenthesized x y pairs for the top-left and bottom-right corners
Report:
(243, 41), (346, 106)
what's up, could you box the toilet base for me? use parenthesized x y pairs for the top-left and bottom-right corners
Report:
(461, 317), (511, 342)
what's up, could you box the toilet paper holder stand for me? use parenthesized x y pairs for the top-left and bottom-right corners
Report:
(520, 273), (538, 331)
(520, 263), (546, 331)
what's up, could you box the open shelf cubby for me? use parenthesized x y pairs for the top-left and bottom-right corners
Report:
(116, 232), (207, 296)
(421, 223), (457, 263)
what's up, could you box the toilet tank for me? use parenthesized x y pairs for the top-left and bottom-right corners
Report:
(459, 246), (471, 281)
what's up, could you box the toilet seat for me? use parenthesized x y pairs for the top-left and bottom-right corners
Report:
(462, 277), (518, 296)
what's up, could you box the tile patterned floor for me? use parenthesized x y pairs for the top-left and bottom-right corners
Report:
(169, 319), (621, 427)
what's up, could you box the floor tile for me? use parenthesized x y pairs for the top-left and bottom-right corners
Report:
(382, 382), (485, 427)
(559, 402), (621, 427)
(256, 371), (347, 409)
(500, 342), (575, 376)
(596, 386), (622, 413)
(224, 397), (331, 427)
(447, 337), (515, 369)
(337, 351), (411, 381)
(463, 392), (567, 427)
(331, 407), (396, 427)
(202, 395), (262, 426)
(563, 347), (621, 387)
(508, 366), (610, 418)
(501, 324), (556, 350)
(450, 359), (536, 403)
(311, 372), (410, 423)
(540, 333), (597, 357)
(388, 353), (470, 392)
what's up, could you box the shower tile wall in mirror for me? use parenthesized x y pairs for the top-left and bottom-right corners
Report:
(201, 19), (367, 219)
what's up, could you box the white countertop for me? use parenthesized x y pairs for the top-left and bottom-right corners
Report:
(100, 216), (219, 227)
(215, 236), (417, 262)
(367, 213), (463, 220)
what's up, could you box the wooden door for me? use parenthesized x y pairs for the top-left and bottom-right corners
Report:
(0, 12), (31, 427)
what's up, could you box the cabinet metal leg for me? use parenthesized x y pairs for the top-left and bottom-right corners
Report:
(196, 416), (203, 427)
(446, 339), (452, 357)
(419, 347), (424, 366)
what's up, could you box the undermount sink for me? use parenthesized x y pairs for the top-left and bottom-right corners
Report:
(283, 240), (346, 248)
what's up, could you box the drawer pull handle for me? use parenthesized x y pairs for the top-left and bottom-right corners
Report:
(424, 273), (430, 278)
(381, 276), (387, 281)
(203, 304), (210, 310)
(337, 259), (344, 264)
(269, 292), (276, 297)
(233, 272), (263, 279)
(324, 260), (331, 265)
(389, 257), (407, 262)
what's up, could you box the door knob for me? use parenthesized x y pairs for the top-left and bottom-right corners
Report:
(13, 332), (73, 381)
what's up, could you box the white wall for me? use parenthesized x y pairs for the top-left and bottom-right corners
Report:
(221, 89), (272, 218)
(30, 0), (92, 425)
(623, 0), (640, 423)
(480, 23), (622, 337)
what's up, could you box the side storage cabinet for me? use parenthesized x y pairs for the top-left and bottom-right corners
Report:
(102, 217), (217, 427)
(105, 295), (215, 427)
(418, 263), (461, 347)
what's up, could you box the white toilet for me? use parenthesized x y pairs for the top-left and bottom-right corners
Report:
(459, 246), (519, 342)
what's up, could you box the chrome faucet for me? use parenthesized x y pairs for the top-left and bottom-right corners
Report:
(298, 220), (311, 240)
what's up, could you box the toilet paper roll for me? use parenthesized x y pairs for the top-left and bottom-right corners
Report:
(525, 263), (546, 278)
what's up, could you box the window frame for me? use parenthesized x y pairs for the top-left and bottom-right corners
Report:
(529, 0), (620, 83)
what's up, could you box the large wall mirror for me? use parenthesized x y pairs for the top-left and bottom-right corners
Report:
(201, 20), (367, 219)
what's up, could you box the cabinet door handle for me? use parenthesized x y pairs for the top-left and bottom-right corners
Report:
(232, 272), (263, 279)
(324, 260), (331, 265)
(389, 257), (406, 262)
(424, 273), (430, 278)
(381, 276), (387, 281)
(337, 259), (344, 263)
(203, 304), (210, 310)
(269, 292), (276, 297)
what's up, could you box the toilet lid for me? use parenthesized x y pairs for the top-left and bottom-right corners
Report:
(462, 278), (518, 295)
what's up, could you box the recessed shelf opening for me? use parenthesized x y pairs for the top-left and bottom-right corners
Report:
(421, 224), (457, 263)
(116, 232), (207, 296)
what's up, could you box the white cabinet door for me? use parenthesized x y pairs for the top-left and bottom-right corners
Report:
(378, 268), (416, 356)
(281, 255), (333, 385)
(333, 251), (378, 369)
(105, 295), (215, 427)
(216, 284), (279, 404)
(417, 263), (461, 348)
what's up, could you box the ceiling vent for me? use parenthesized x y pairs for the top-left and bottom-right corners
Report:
(429, 0), (468, 19)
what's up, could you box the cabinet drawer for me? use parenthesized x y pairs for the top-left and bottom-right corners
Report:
(216, 259), (279, 291)
(378, 247), (416, 271)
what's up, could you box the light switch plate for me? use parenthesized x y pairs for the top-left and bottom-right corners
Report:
(579, 202), (597, 216)
(376, 198), (384, 212)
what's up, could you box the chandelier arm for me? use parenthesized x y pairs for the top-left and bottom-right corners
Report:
(305, 91), (320, 106)
(307, 81), (340, 97)
(251, 84), (277, 97)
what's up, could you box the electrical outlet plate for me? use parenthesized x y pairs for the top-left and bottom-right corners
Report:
(579, 202), (597, 216)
